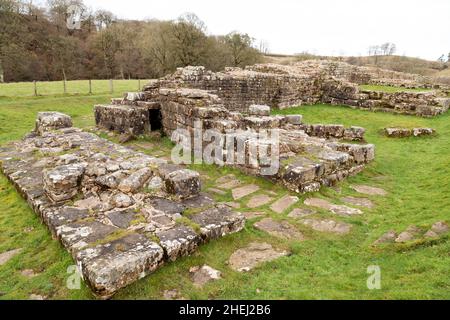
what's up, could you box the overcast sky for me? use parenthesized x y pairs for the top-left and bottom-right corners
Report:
(81, 0), (450, 61)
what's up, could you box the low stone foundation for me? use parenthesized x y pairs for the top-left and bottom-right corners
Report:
(384, 127), (435, 138)
(0, 112), (244, 298)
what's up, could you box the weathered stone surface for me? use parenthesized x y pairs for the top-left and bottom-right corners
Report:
(302, 219), (352, 235)
(351, 185), (387, 196)
(373, 230), (398, 245)
(190, 206), (245, 240)
(430, 221), (449, 235)
(232, 184), (260, 200)
(247, 194), (273, 208)
(424, 221), (449, 238)
(248, 105), (271, 116)
(304, 198), (363, 216)
(254, 218), (304, 240)
(385, 127), (435, 138)
(243, 211), (266, 219)
(43, 163), (86, 202)
(341, 196), (374, 209)
(219, 179), (242, 190)
(0, 248), (22, 266)
(270, 195), (299, 213)
(35, 112), (73, 135)
(118, 167), (152, 193)
(288, 208), (316, 219)
(156, 225), (201, 262)
(395, 226), (422, 243)
(190, 265), (222, 287)
(208, 188), (226, 195)
(76, 233), (164, 298)
(229, 242), (290, 272)
(20, 269), (38, 278)
(163, 169), (201, 199)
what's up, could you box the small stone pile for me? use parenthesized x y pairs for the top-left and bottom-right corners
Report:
(0, 112), (245, 298)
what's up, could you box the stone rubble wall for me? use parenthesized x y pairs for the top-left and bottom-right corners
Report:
(95, 88), (374, 194)
(0, 112), (244, 298)
(144, 63), (450, 117)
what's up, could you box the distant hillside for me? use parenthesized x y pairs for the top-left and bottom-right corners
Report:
(343, 55), (448, 77)
(263, 54), (450, 84)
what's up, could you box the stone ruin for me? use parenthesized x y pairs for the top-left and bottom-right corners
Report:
(141, 61), (449, 117)
(0, 112), (244, 298)
(96, 87), (375, 194)
(2, 60), (447, 298)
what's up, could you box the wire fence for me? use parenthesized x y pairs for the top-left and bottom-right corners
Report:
(0, 79), (149, 97)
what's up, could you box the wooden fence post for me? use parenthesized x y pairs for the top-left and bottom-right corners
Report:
(33, 81), (37, 96)
(89, 79), (92, 95)
(63, 79), (67, 94)
(109, 79), (113, 94)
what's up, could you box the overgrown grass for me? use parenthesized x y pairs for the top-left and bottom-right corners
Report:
(0, 80), (149, 97)
(0, 95), (449, 300)
(360, 84), (433, 93)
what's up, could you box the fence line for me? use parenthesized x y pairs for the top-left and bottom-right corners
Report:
(0, 79), (147, 98)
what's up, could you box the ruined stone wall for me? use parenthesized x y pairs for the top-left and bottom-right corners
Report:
(155, 66), (324, 112)
(147, 63), (450, 117)
(0, 112), (244, 298)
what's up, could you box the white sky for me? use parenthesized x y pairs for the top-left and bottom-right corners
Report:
(81, 0), (450, 61)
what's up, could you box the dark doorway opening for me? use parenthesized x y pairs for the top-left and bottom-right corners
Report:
(149, 109), (162, 131)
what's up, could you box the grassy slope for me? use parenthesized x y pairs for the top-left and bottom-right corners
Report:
(0, 94), (449, 300)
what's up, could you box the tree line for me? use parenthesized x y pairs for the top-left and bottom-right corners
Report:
(0, 0), (263, 82)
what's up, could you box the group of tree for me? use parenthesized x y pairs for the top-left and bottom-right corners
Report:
(368, 42), (397, 57)
(0, 0), (263, 82)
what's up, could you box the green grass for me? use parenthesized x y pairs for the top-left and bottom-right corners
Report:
(1, 94), (449, 300)
(360, 84), (433, 93)
(0, 80), (149, 97)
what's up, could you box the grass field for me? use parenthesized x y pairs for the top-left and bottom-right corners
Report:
(359, 84), (433, 93)
(0, 80), (149, 97)
(0, 92), (449, 300)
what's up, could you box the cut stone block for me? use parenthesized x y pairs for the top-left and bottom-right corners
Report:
(156, 225), (201, 261)
(249, 105), (271, 116)
(43, 163), (86, 202)
(254, 218), (304, 240)
(304, 198), (363, 216)
(35, 112), (73, 135)
(288, 208), (316, 219)
(229, 242), (290, 272)
(341, 196), (374, 209)
(373, 230), (397, 245)
(163, 169), (201, 199)
(270, 195), (299, 213)
(189, 206), (245, 241)
(302, 219), (352, 235)
(395, 226), (422, 243)
(351, 185), (387, 196)
(232, 184), (260, 200)
(247, 194), (273, 208)
(76, 233), (164, 298)
(118, 168), (152, 193)
(190, 265), (222, 287)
